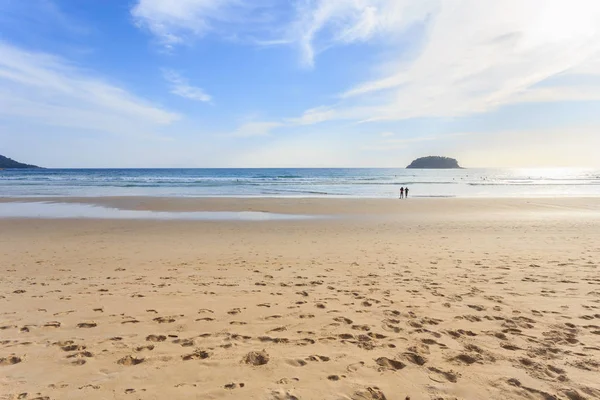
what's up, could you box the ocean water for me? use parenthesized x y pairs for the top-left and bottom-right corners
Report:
(1, 168), (599, 198)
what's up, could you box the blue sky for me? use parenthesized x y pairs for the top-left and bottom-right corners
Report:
(1, 0), (600, 168)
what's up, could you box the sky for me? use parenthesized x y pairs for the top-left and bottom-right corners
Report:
(1, 0), (600, 168)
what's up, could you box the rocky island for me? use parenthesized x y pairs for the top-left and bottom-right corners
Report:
(0, 154), (40, 169)
(406, 156), (461, 169)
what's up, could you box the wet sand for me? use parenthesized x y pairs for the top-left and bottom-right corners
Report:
(1, 198), (600, 400)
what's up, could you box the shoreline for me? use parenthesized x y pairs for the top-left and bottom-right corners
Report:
(3, 168), (600, 200)
(1, 196), (600, 218)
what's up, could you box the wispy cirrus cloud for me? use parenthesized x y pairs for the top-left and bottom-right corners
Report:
(0, 41), (179, 136)
(132, 1), (600, 127)
(230, 121), (283, 137)
(131, 0), (284, 49)
(162, 69), (211, 102)
(292, 0), (600, 124)
(289, 0), (434, 67)
(131, 0), (233, 48)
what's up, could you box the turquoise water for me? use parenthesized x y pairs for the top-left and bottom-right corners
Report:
(1, 168), (599, 198)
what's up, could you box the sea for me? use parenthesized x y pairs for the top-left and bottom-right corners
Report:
(1, 168), (600, 198)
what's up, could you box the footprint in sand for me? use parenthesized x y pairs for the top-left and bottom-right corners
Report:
(0, 325), (17, 331)
(334, 317), (353, 324)
(306, 355), (330, 362)
(242, 350), (269, 366)
(352, 325), (371, 331)
(347, 361), (365, 372)
(468, 304), (486, 311)
(269, 389), (299, 400)
(428, 366), (459, 383)
(182, 350), (210, 360)
(61, 344), (87, 352)
(78, 384), (100, 390)
(351, 387), (387, 400)
(286, 359), (307, 367)
(77, 322), (97, 328)
(117, 355), (144, 366)
(66, 351), (93, 359)
(134, 345), (155, 352)
(153, 316), (176, 323)
(276, 378), (300, 384)
(268, 326), (287, 333)
(403, 352), (427, 366)
(0, 356), (22, 365)
(451, 353), (480, 365)
(173, 338), (195, 347)
(375, 357), (406, 371)
(224, 382), (245, 389)
(258, 336), (290, 344)
(296, 338), (315, 346)
(146, 335), (167, 342)
(421, 338), (447, 348)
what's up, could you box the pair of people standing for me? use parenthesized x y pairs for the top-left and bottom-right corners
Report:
(399, 187), (409, 199)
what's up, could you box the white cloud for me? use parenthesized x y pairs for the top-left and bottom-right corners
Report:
(0, 41), (179, 136)
(380, 131), (394, 137)
(287, 106), (339, 125)
(163, 69), (211, 102)
(230, 121), (283, 137)
(132, 0), (231, 48)
(289, 0), (434, 67)
(132, 0), (600, 134)
(320, 0), (600, 122)
(131, 0), (281, 49)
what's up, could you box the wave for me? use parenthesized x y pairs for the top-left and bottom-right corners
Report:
(468, 182), (600, 186)
(3, 168), (600, 198)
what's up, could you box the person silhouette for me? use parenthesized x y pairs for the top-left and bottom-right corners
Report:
(399, 187), (404, 199)
(405, 187), (409, 199)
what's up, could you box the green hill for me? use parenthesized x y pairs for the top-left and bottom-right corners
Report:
(0, 154), (40, 169)
(406, 156), (461, 169)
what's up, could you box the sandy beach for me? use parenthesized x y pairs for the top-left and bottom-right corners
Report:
(1, 198), (600, 400)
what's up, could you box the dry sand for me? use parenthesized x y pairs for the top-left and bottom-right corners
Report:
(1, 198), (600, 400)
